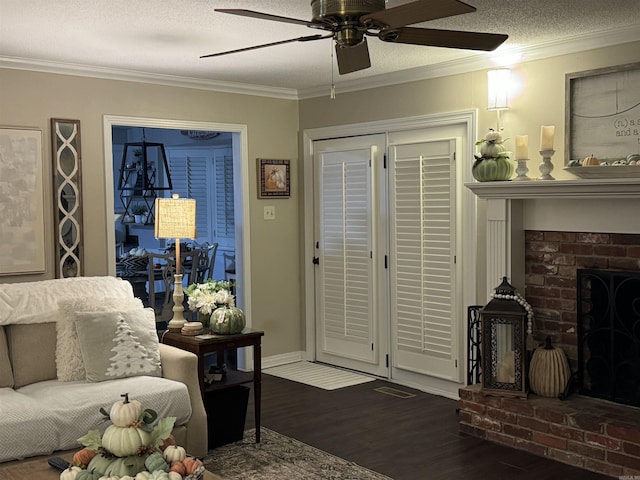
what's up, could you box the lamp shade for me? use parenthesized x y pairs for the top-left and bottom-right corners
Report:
(487, 68), (510, 111)
(154, 194), (197, 240)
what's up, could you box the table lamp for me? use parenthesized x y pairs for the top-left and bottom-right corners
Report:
(154, 193), (197, 332)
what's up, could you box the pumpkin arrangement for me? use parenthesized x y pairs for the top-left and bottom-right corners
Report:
(59, 393), (204, 480)
(185, 280), (245, 335)
(472, 129), (514, 182)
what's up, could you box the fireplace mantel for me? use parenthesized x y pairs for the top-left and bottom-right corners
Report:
(465, 177), (640, 199)
(466, 178), (640, 300)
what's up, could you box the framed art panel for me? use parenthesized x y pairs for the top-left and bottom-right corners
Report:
(51, 118), (83, 278)
(257, 158), (290, 198)
(565, 62), (640, 166)
(0, 127), (46, 275)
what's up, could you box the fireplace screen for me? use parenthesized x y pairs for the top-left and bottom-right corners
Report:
(577, 269), (640, 407)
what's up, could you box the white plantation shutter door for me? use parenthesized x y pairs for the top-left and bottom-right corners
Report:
(317, 148), (375, 364)
(390, 139), (457, 380)
(214, 150), (234, 240)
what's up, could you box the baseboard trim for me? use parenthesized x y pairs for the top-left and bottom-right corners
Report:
(262, 351), (304, 369)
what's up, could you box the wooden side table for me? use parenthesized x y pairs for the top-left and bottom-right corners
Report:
(161, 328), (265, 443)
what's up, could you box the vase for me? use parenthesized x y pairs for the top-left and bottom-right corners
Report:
(472, 157), (514, 182)
(197, 311), (211, 329)
(210, 306), (246, 335)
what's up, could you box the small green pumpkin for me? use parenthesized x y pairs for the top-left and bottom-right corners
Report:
(76, 470), (101, 480)
(144, 451), (169, 473)
(87, 454), (115, 476)
(472, 156), (514, 182)
(148, 470), (170, 480)
(105, 455), (148, 478)
(210, 306), (246, 335)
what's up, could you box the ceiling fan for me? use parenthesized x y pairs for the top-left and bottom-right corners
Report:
(201, 0), (508, 75)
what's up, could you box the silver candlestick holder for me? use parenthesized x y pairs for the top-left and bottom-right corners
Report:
(538, 149), (555, 180)
(513, 158), (531, 181)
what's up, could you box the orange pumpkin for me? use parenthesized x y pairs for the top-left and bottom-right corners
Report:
(182, 456), (204, 475)
(72, 447), (97, 467)
(170, 460), (187, 476)
(160, 434), (176, 451)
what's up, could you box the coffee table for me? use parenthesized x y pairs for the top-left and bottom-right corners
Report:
(0, 451), (223, 480)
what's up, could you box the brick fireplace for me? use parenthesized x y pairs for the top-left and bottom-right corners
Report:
(461, 179), (640, 478)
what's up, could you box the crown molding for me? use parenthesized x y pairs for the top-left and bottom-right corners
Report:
(297, 24), (640, 99)
(0, 56), (299, 100)
(1, 25), (638, 101)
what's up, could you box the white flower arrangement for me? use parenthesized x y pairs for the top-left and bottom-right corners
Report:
(185, 279), (235, 315)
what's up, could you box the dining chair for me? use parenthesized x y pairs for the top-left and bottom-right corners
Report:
(186, 242), (219, 284)
(147, 251), (177, 324)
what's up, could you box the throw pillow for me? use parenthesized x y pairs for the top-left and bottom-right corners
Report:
(0, 327), (14, 388)
(56, 297), (143, 381)
(6, 323), (58, 388)
(75, 308), (161, 382)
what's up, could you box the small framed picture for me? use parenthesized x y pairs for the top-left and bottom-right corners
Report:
(257, 158), (290, 198)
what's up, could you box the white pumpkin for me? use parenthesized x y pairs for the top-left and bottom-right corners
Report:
(167, 473), (182, 480)
(121, 477), (135, 480)
(98, 476), (120, 480)
(135, 472), (151, 480)
(102, 424), (151, 457)
(110, 393), (143, 427)
(60, 466), (82, 480)
(162, 445), (186, 463)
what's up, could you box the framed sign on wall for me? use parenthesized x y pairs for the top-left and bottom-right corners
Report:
(565, 62), (640, 169)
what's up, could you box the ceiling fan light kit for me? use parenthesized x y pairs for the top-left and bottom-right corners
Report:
(204, 0), (508, 75)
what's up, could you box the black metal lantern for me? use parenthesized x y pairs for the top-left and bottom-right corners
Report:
(480, 277), (528, 398)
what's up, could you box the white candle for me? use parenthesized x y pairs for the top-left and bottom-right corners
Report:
(515, 135), (529, 160)
(540, 125), (555, 151)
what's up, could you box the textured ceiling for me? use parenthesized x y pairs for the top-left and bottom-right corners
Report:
(1, 0), (639, 96)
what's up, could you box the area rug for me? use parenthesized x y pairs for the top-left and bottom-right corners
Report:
(203, 428), (392, 480)
(263, 361), (375, 390)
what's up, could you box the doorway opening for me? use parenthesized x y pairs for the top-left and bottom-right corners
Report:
(103, 115), (253, 368)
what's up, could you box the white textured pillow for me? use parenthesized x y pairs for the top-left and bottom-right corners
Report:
(55, 297), (143, 381)
(75, 308), (161, 382)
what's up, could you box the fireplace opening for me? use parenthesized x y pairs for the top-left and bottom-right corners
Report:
(577, 269), (640, 408)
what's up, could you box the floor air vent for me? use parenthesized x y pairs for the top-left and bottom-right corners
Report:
(374, 386), (416, 398)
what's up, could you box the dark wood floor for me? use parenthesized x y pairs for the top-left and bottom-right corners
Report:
(239, 374), (612, 480)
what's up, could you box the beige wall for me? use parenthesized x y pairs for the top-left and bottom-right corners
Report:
(299, 41), (640, 298)
(0, 70), (301, 358)
(300, 42), (640, 168)
(1, 41), (638, 359)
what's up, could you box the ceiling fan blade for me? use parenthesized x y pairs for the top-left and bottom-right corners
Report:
(381, 27), (508, 51)
(335, 38), (371, 75)
(361, 0), (476, 29)
(215, 9), (334, 30)
(200, 34), (330, 59)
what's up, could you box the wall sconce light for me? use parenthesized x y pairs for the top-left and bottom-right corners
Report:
(487, 68), (511, 131)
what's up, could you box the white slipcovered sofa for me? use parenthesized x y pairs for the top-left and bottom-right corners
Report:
(0, 276), (207, 463)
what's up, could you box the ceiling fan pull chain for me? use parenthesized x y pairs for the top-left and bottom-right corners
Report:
(330, 41), (336, 99)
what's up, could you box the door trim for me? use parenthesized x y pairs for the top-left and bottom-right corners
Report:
(302, 111), (478, 393)
(103, 115), (253, 367)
